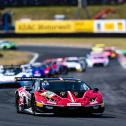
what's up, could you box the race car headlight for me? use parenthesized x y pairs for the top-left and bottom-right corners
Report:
(45, 70), (49, 74)
(90, 100), (98, 105)
(93, 105), (99, 109)
(101, 103), (105, 108)
(36, 102), (43, 107)
(76, 64), (81, 69)
(45, 106), (54, 110)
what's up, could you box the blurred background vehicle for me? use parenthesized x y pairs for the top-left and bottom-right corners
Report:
(86, 52), (109, 67)
(0, 65), (31, 86)
(0, 40), (16, 50)
(0, 1), (126, 125)
(62, 57), (87, 72)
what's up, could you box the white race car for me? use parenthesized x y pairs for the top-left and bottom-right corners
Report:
(0, 65), (31, 84)
(62, 57), (86, 72)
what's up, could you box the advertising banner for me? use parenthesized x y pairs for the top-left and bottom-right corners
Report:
(15, 20), (94, 33)
(94, 20), (126, 33)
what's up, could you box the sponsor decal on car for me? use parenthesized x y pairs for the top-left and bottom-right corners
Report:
(67, 103), (81, 106)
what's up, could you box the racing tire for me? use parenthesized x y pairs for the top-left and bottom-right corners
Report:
(103, 63), (109, 67)
(60, 66), (68, 75)
(81, 68), (86, 72)
(76, 68), (83, 72)
(11, 46), (17, 50)
(15, 93), (24, 113)
(3, 46), (7, 50)
(31, 95), (37, 116)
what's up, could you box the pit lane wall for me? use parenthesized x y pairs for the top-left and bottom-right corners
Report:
(15, 19), (126, 34)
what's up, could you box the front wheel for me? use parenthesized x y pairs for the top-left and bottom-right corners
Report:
(15, 93), (24, 113)
(60, 66), (68, 75)
(31, 95), (37, 116)
(3, 46), (7, 50)
(76, 67), (84, 72)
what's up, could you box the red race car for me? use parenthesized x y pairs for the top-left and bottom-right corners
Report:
(15, 77), (105, 115)
(103, 47), (118, 59)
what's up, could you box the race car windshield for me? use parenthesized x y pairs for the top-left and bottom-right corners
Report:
(40, 81), (90, 92)
(94, 56), (104, 59)
(66, 60), (79, 63)
(41, 65), (47, 69)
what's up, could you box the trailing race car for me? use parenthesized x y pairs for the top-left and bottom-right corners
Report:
(44, 60), (68, 75)
(103, 47), (118, 59)
(32, 65), (46, 77)
(92, 44), (105, 52)
(62, 57), (86, 72)
(15, 77), (105, 115)
(21, 63), (57, 78)
(86, 52), (109, 67)
(0, 40), (17, 50)
(0, 65), (31, 86)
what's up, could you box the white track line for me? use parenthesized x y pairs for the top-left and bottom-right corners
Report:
(22, 51), (39, 64)
(29, 52), (39, 64)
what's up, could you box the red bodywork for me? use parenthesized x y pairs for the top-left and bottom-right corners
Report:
(17, 87), (104, 114)
(34, 90), (103, 106)
(103, 49), (118, 59)
(102, 47), (118, 59)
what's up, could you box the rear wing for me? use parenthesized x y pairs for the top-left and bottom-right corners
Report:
(15, 77), (75, 81)
(1, 65), (21, 69)
(15, 77), (44, 81)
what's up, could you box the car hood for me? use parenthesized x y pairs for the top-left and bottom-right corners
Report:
(88, 58), (108, 62)
(35, 90), (103, 107)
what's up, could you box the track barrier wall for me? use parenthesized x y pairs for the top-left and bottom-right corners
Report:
(0, 19), (126, 37)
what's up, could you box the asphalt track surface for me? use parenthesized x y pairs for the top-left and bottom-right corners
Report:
(0, 46), (126, 126)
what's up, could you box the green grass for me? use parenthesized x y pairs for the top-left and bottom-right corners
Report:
(4, 38), (126, 50)
(2, 4), (126, 22)
(0, 51), (32, 65)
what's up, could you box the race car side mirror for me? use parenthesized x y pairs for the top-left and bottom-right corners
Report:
(24, 86), (32, 91)
(93, 88), (99, 93)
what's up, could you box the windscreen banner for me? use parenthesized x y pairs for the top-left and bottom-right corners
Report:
(15, 20), (94, 33)
(94, 20), (126, 33)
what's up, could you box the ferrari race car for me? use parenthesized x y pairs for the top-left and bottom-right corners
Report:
(15, 77), (105, 115)
(86, 52), (109, 67)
